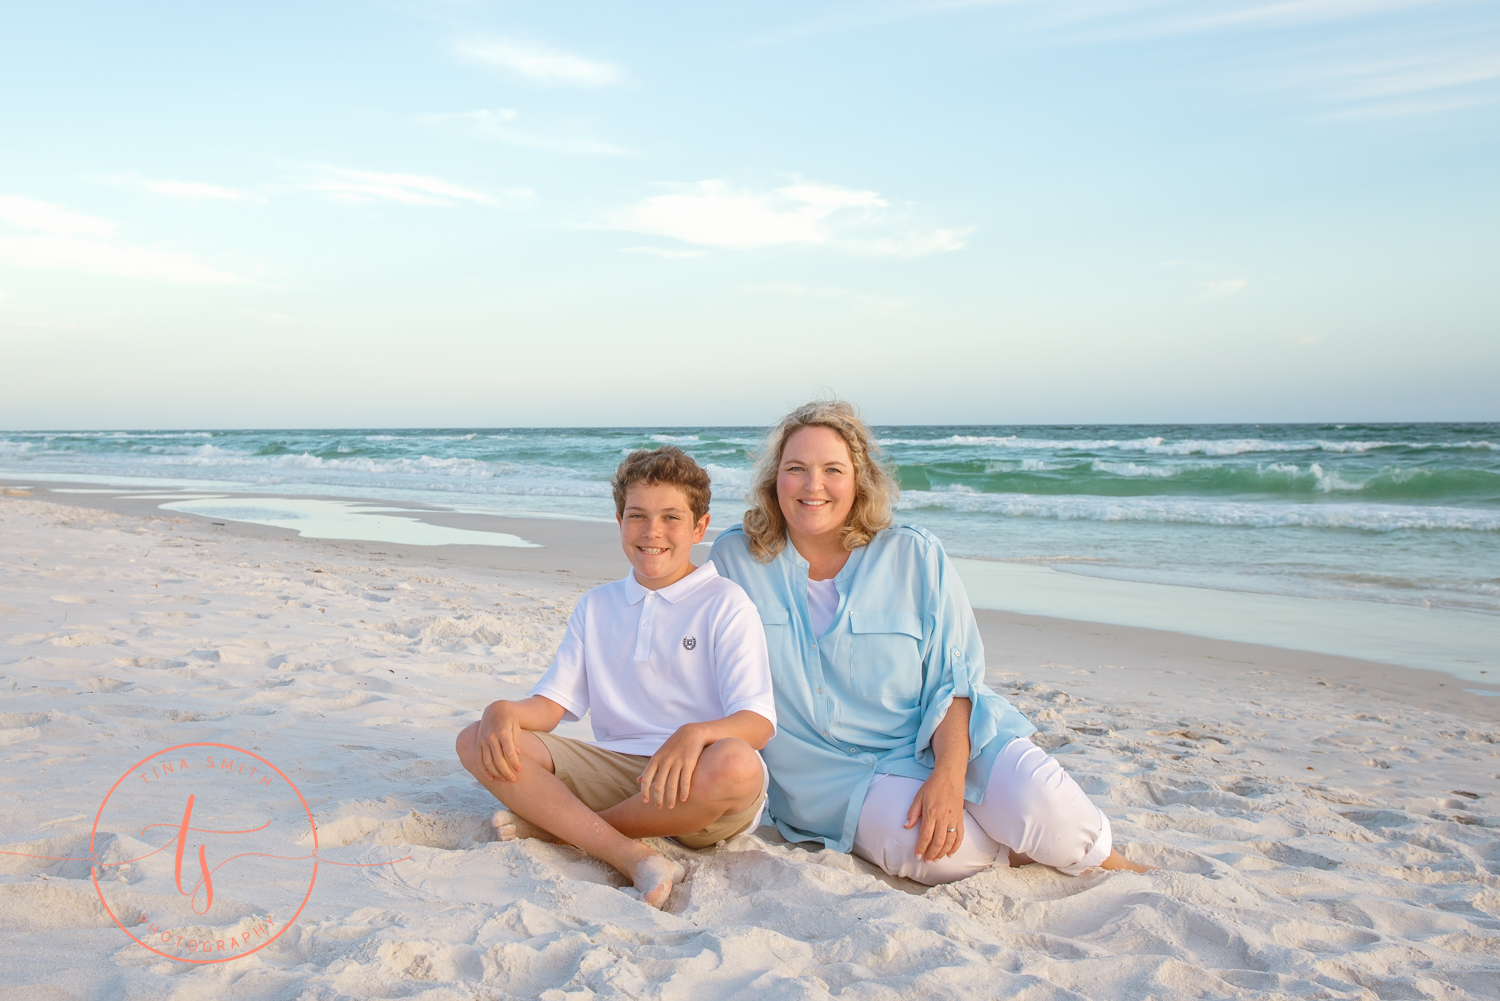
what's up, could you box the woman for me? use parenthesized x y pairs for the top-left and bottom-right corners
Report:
(710, 401), (1146, 883)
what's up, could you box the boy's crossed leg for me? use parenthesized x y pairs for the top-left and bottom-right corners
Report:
(456, 721), (764, 908)
(599, 736), (764, 840)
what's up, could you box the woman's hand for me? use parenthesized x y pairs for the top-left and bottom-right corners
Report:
(907, 696), (973, 861)
(905, 766), (968, 861)
(638, 722), (710, 808)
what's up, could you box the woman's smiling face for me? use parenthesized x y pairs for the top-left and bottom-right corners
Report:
(777, 425), (857, 545)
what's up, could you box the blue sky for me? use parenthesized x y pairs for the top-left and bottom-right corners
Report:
(1, 0), (1496, 428)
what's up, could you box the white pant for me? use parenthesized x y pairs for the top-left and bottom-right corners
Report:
(852, 737), (1112, 885)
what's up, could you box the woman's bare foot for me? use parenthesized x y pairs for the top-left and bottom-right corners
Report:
(491, 809), (560, 843)
(1100, 848), (1152, 873)
(630, 854), (685, 909)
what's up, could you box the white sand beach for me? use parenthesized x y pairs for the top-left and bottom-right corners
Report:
(2, 487), (1499, 1000)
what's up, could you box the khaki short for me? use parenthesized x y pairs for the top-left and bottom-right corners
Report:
(534, 731), (765, 849)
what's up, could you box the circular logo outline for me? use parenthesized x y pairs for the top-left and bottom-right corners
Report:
(90, 741), (319, 965)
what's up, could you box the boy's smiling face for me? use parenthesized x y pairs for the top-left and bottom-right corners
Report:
(618, 481), (711, 590)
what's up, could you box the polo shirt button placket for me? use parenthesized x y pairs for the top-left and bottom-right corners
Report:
(633, 591), (658, 662)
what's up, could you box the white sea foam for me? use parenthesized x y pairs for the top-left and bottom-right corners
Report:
(704, 463), (753, 490)
(877, 435), (1498, 455)
(150, 450), (508, 477)
(1090, 459), (1176, 478)
(894, 490), (1500, 532)
(976, 458), (1063, 473)
(1308, 462), (1364, 493)
(1, 447), (617, 500)
(30, 430), (216, 440)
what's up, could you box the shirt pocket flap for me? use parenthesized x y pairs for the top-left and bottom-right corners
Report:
(849, 609), (922, 639)
(756, 603), (790, 625)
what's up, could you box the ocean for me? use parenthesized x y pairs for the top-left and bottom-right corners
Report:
(2, 424), (1496, 618)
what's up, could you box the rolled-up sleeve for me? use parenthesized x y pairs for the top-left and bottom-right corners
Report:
(912, 537), (1034, 802)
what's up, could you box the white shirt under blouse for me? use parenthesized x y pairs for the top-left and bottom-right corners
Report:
(806, 575), (840, 637)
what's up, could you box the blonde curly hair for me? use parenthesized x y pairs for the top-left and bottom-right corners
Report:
(742, 400), (898, 562)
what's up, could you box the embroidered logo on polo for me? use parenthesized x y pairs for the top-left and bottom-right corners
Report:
(682, 636), (697, 650)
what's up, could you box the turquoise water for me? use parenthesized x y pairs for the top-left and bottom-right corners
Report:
(3, 424), (1496, 616)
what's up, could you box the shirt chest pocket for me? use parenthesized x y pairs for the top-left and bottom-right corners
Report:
(756, 603), (790, 629)
(755, 602), (790, 644)
(848, 609), (924, 700)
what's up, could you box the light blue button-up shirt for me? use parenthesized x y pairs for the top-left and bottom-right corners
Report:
(710, 523), (1035, 851)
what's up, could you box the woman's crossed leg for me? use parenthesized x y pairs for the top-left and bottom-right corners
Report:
(852, 737), (1147, 885)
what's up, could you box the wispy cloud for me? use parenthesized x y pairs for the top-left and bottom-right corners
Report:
(426, 109), (628, 156)
(755, 0), (1496, 120)
(744, 280), (913, 314)
(612, 180), (969, 257)
(619, 246), (706, 259)
(98, 173), (264, 202)
(0, 195), (114, 238)
(1309, 48), (1500, 117)
(454, 36), (623, 87)
(1164, 260), (1249, 299)
(759, 0), (1462, 42)
(1158, 0), (1451, 34)
(0, 194), (240, 283)
(299, 167), (531, 207)
(1200, 278), (1250, 297)
(139, 179), (259, 201)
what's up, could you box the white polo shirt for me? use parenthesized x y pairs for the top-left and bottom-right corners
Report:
(532, 561), (776, 756)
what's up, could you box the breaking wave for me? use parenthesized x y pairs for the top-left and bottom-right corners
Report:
(894, 490), (1500, 532)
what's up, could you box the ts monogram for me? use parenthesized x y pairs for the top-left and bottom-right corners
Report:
(682, 636), (697, 650)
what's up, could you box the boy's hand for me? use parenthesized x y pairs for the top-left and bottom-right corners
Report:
(638, 723), (709, 809)
(476, 701), (526, 782)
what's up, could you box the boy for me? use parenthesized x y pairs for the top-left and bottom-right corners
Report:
(455, 446), (775, 908)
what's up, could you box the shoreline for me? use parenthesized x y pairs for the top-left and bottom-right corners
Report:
(957, 557), (1500, 684)
(6, 475), (1497, 692)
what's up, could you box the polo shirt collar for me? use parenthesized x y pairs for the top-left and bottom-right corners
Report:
(623, 560), (720, 605)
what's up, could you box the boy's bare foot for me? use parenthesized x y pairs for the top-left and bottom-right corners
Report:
(491, 809), (560, 843)
(630, 854), (685, 909)
(1100, 848), (1152, 873)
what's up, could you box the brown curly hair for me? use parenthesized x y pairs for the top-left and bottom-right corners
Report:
(611, 446), (712, 521)
(742, 400), (898, 561)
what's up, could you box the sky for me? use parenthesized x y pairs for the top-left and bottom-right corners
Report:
(1, 0), (1497, 429)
